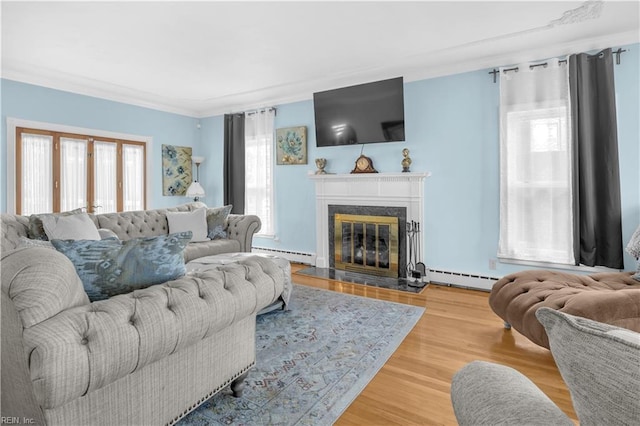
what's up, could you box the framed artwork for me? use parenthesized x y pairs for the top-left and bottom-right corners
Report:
(162, 144), (193, 196)
(276, 126), (307, 165)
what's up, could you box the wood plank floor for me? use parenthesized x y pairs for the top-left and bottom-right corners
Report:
(291, 264), (578, 425)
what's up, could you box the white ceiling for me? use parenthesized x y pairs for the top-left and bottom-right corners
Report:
(2, 1), (638, 117)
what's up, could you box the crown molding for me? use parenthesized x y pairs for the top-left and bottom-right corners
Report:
(2, 30), (637, 119)
(1, 64), (201, 117)
(401, 29), (639, 84)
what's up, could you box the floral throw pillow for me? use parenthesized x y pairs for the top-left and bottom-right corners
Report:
(206, 205), (233, 240)
(51, 231), (192, 302)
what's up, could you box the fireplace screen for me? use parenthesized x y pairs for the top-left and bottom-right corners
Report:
(334, 213), (399, 278)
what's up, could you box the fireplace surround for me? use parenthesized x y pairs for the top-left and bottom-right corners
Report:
(329, 205), (406, 278)
(310, 172), (429, 279)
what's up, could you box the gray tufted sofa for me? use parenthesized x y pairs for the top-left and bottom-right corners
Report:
(2, 246), (285, 425)
(0, 202), (261, 262)
(0, 203), (277, 425)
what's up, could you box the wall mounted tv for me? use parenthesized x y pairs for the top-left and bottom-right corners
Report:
(313, 77), (405, 147)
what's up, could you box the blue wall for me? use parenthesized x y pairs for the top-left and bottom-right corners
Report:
(0, 79), (200, 211)
(239, 43), (640, 277)
(2, 43), (638, 278)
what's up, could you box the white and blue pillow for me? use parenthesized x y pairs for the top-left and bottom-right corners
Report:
(206, 205), (232, 240)
(51, 232), (192, 301)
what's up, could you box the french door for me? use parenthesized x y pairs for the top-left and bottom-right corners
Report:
(17, 127), (146, 215)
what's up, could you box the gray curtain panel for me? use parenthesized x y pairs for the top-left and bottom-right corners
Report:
(569, 48), (623, 269)
(224, 113), (245, 214)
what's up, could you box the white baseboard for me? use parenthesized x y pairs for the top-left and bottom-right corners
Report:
(251, 247), (316, 265)
(428, 269), (500, 291)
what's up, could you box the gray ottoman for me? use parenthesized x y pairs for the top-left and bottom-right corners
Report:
(186, 252), (292, 314)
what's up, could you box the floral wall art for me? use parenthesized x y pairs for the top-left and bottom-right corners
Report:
(162, 144), (193, 196)
(276, 126), (307, 165)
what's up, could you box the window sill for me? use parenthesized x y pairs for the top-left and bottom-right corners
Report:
(498, 257), (622, 273)
(255, 233), (276, 240)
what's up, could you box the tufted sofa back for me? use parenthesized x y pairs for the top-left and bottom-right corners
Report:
(95, 204), (193, 241)
(0, 203), (205, 251)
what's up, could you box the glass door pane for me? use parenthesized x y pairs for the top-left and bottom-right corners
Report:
(94, 141), (117, 213)
(60, 137), (87, 212)
(21, 133), (53, 215)
(123, 144), (144, 211)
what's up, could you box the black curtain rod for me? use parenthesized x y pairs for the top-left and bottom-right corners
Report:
(246, 107), (277, 116)
(488, 48), (627, 83)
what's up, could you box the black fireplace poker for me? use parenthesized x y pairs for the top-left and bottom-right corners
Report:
(407, 221), (427, 288)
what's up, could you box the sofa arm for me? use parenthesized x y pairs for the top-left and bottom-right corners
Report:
(1, 292), (46, 424)
(451, 361), (572, 426)
(226, 214), (261, 252)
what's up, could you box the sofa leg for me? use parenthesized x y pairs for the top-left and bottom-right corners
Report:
(503, 321), (512, 330)
(230, 371), (249, 397)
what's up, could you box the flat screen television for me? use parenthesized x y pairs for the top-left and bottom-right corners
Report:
(313, 77), (405, 147)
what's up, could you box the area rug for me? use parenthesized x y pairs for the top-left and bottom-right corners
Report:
(178, 283), (425, 425)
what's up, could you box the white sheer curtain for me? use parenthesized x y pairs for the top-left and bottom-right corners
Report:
(498, 58), (575, 265)
(21, 133), (53, 215)
(60, 137), (87, 212)
(94, 141), (117, 213)
(244, 109), (275, 236)
(123, 144), (145, 211)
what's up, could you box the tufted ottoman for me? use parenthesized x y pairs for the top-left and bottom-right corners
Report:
(489, 269), (640, 348)
(186, 252), (292, 314)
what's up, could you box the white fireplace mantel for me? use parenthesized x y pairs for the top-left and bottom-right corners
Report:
(309, 172), (430, 269)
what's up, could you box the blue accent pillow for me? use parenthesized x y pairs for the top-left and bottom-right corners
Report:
(206, 205), (232, 240)
(51, 232), (192, 301)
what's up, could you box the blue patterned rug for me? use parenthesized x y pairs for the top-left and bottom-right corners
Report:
(178, 284), (425, 425)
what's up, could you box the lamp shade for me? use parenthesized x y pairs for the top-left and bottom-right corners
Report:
(186, 181), (205, 199)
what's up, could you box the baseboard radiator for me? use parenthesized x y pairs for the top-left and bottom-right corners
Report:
(428, 269), (500, 291)
(251, 247), (317, 265)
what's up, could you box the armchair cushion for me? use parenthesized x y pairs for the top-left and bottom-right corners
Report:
(451, 360), (572, 426)
(536, 307), (640, 425)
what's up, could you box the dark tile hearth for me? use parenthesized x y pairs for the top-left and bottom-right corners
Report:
(296, 267), (427, 294)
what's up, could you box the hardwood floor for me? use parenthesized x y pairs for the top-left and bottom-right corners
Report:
(291, 264), (578, 425)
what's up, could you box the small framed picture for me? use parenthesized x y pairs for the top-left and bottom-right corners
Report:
(276, 126), (307, 165)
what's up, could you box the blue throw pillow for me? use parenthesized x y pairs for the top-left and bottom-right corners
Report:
(206, 205), (233, 240)
(51, 232), (192, 301)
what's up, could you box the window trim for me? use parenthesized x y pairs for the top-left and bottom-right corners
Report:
(498, 257), (622, 273)
(6, 117), (153, 214)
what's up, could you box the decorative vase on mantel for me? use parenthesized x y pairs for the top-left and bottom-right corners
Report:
(401, 148), (412, 172)
(315, 158), (327, 174)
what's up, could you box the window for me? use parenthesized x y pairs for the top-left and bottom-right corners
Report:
(16, 127), (146, 215)
(498, 61), (575, 265)
(244, 109), (275, 236)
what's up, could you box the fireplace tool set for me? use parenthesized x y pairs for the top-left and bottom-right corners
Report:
(407, 221), (428, 288)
